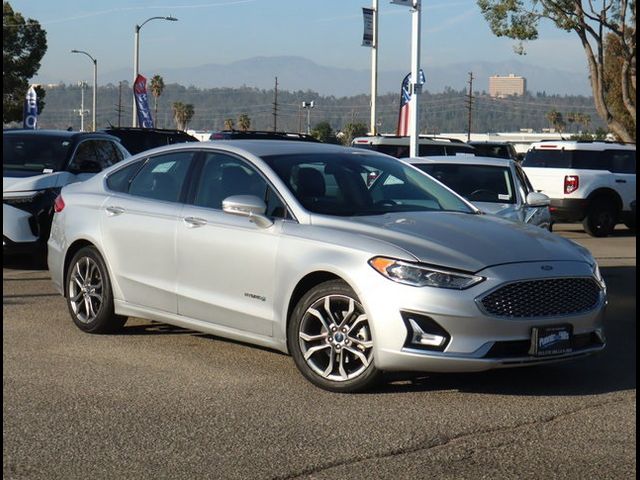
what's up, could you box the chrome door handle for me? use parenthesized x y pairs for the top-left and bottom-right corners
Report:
(183, 216), (207, 228)
(105, 206), (125, 216)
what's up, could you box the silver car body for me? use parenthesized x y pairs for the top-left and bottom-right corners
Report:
(48, 141), (605, 376)
(407, 156), (552, 229)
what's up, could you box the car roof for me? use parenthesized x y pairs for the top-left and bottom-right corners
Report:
(3, 129), (114, 139)
(407, 155), (514, 167)
(529, 140), (636, 151)
(352, 135), (467, 146)
(202, 139), (372, 157)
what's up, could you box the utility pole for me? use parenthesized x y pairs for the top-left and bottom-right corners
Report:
(466, 71), (474, 142)
(115, 81), (124, 127)
(273, 76), (278, 132)
(409, 0), (422, 157)
(302, 101), (314, 135)
(73, 81), (89, 131)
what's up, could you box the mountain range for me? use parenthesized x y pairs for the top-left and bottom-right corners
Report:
(57, 56), (593, 97)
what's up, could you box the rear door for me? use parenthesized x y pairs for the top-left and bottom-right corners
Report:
(608, 149), (636, 211)
(101, 150), (197, 312)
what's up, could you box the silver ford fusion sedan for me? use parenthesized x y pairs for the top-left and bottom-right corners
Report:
(48, 141), (606, 392)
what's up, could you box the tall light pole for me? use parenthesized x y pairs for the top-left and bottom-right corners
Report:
(133, 15), (178, 127)
(71, 49), (97, 131)
(370, 0), (379, 136)
(302, 101), (315, 134)
(408, 0), (422, 158)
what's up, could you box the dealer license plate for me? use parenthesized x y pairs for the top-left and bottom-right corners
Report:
(529, 325), (573, 357)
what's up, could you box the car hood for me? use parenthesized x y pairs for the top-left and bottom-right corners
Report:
(3, 171), (86, 193)
(312, 211), (590, 272)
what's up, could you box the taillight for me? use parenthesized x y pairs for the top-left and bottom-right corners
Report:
(53, 194), (65, 213)
(564, 175), (579, 194)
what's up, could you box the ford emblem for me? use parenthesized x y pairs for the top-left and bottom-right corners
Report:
(541, 265), (553, 271)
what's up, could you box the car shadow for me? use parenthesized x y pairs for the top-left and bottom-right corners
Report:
(3, 253), (48, 271)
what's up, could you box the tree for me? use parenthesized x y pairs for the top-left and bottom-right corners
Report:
(172, 102), (194, 130)
(545, 109), (566, 132)
(224, 118), (235, 130)
(149, 74), (165, 128)
(3, 1), (48, 123)
(603, 32), (636, 140)
(311, 121), (338, 143)
(238, 113), (251, 132)
(340, 122), (369, 146)
(477, 0), (636, 142)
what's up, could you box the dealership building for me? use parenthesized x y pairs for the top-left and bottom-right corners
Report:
(489, 74), (527, 97)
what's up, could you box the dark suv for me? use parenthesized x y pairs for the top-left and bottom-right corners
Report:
(101, 127), (199, 154)
(209, 130), (320, 142)
(3, 129), (130, 256)
(468, 141), (519, 161)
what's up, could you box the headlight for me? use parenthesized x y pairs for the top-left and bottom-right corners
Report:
(593, 262), (606, 289)
(369, 257), (484, 290)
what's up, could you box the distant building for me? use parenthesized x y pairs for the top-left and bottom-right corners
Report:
(489, 74), (526, 98)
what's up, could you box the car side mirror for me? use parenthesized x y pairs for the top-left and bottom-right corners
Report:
(222, 195), (273, 228)
(526, 191), (550, 207)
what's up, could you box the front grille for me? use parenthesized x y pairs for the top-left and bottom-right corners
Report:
(479, 277), (602, 318)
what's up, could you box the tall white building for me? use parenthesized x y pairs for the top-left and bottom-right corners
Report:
(489, 74), (526, 97)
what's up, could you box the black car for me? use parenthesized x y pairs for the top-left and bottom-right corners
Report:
(209, 130), (320, 142)
(101, 127), (199, 155)
(3, 129), (130, 257)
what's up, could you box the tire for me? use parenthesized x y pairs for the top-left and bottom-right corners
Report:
(66, 246), (127, 333)
(582, 200), (618, 237)
(288, 280), (381, 393)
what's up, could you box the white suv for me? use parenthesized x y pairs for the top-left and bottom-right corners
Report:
(523, 141), (636, 237)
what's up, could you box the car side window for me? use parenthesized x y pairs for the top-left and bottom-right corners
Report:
(192, 152), (287, 218)
(608, 150), (635, 174)
(128, 151), (195, 203)
(68, 140), (100, 172)
(94, 140), (124, 169)
(514, 165), (532, 197)
(106, 161), (145, 193)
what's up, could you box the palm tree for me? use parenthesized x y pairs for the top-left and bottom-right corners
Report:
(224, 118), (235, 131)
(149, 75), (165, 128)
(238, 113), (251, 132)
(172, 102), (194, 131)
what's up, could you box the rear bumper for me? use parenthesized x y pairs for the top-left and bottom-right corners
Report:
(549, 198), (588, 222)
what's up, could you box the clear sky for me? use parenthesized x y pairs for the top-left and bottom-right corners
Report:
(11, 0), (587, 85)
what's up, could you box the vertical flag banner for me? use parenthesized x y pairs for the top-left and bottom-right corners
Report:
(390, 0), (414, 6)
(23, 85), (38, 129)
(134, 74), (155, 129)
(362, 8), (374, 47)
(396, 70), (426, 136)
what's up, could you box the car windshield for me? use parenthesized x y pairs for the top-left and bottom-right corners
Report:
(416, 163), (516, 204)
(3, 134), (71, 172)
(262, 152), (474, 216)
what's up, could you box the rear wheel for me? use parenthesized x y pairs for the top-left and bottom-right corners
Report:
(66, 246), (127, 333)
(288, 280), (381, 393)
(582, 200), (618, 237)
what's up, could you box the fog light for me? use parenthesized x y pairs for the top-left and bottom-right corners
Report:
(401, 311), (450, 352)
(408, 319), (447, 347)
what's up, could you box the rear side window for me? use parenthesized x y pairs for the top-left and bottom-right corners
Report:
(128, 151), (196, 202)
(106, 161), (144, 193)
(609, 150), (635, 174)
(523, 150), (572, 168)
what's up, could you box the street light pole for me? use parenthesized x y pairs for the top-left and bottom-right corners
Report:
(370, 0), (378, 136)
(132, 16), (178, 127)
(302, 101), (315, 134)
(70, 49), (97, 131)
(409, 0), (422, 158)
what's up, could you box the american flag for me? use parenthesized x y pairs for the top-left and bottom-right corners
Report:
(396, 70), (425, 136)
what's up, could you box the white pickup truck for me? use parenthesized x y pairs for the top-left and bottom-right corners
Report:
(522, 141), (636, 237)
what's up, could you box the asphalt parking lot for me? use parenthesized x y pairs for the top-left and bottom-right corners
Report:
(3, 224), (636, 479)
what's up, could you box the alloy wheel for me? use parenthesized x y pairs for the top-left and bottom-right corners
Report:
(68, 256), (104, 324)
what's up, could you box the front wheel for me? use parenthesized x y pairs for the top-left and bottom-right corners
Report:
(66, 246), (127, 333)
(582, 200), (617, 237)
(288, 280), (381, 393)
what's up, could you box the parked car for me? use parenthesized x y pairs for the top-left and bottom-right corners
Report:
(468, 141), (519, 161)
(48, 141), (606, 392)
(101, 127), (199, 154)
(3, 129), (129, 257)
(405, 156), (551, 229)
(209, 130), (320, 142)
(352, 135), (476, 158)
(523, 140), (636, 236)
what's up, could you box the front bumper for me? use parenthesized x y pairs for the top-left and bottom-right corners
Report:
(360, 260), (606, 373)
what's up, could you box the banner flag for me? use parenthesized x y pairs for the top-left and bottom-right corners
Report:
(396, 70), (425, 136)
(362, 8), (374, 47)
(134, 74), (155, 129)
(23, 85), (38, 129)
(390, 0), (414, 6)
